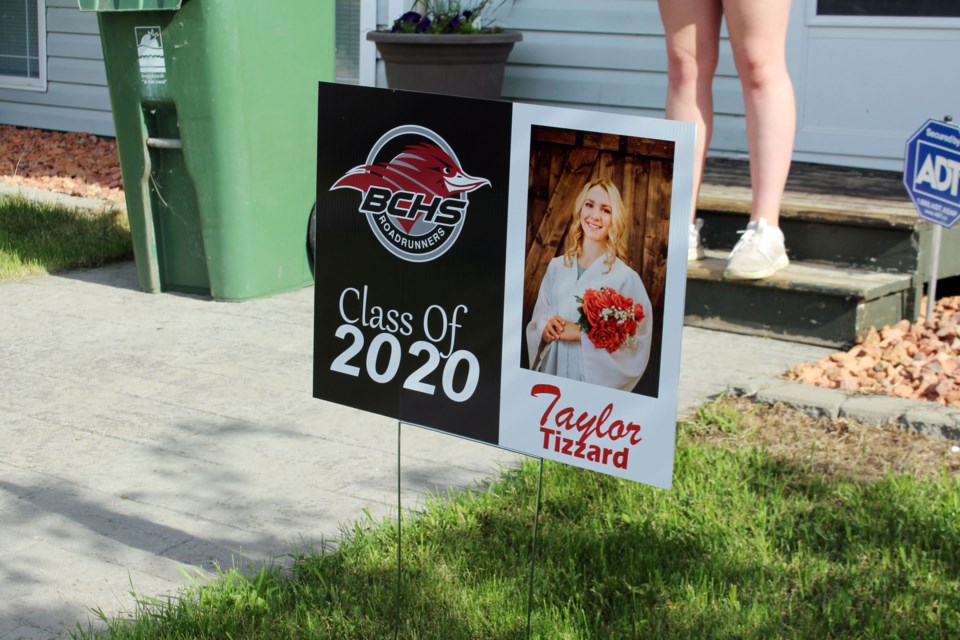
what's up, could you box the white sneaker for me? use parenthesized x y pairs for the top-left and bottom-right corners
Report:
(724, 219), (789, 279)
(688, 218), (705, 261)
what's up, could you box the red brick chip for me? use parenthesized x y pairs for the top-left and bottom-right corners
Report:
(1, 124), (124, 205)
(787, 296), (960, 407)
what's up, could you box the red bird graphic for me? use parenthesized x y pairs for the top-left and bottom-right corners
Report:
(332, 142), (490, 233)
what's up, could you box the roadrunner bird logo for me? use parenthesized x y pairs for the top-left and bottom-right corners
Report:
(331, 125), (490, 262)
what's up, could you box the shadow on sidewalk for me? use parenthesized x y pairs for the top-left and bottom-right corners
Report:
(53, 261), (140, 293)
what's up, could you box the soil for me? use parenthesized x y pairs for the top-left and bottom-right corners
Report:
(689, 395), (960, 482)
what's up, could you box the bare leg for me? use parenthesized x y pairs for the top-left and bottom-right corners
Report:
(722, 0), (796, 226)
(658, 0), (723, 224)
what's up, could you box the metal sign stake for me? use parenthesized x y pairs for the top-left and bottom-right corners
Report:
(927, 224), (942, 324)
(525, 458), (545, 639)
(395, 420), (402, 640)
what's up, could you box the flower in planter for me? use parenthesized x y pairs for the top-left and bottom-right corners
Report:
(388, 0), (508, 34)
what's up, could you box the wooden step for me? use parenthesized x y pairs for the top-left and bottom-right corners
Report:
(697, 159), (960, 282)
(698, 211), (924, 281)
(698, 179), (929, 271)
(682, 158), (960, 346)
(685, 250), (914, 348)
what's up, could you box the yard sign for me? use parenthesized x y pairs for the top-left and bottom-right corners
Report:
(904, 118), (960, 228)
(313, 83), (695, 489)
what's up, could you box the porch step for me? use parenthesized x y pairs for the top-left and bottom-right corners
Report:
(685, 250), (914, 348)
(682, 158), (951, 347)
(697, 190), (922, 274)
(696, 159), (960, 279)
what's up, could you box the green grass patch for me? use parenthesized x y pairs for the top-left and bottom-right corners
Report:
(0, 195), (132, 281)
(73, 402), (960, 639)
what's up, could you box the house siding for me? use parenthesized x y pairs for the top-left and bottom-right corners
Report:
(0, 0), (114, 136)
(495, 0), (750, 161)
(373, 0), (754, 161)
(4, 0), (950, 171)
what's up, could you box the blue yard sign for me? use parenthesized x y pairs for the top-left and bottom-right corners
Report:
(904, 119), (960, 228)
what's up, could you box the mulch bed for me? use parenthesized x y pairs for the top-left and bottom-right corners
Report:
(786, 297), (960, 408)
(0, 124), (124, 204)
(690, 396), (960, 482)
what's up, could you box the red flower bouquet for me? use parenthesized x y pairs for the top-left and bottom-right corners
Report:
(575, 287), (646, 353)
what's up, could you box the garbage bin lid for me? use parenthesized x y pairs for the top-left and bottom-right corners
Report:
(78, 0), (182, 11)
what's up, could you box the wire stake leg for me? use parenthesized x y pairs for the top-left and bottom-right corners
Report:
(526, 458), (545, 639)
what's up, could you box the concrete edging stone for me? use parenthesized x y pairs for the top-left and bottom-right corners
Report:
(730, 378), (960, 441)
(0, 181), (124, 212)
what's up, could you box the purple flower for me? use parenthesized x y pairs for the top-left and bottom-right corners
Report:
(391, 11), (422, 32)
(387, 4), (489, 35)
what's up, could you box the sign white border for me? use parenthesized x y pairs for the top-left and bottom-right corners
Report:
(497, 104), (696, 489)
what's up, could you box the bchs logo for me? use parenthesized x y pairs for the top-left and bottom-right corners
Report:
(331, 125), (490, 262)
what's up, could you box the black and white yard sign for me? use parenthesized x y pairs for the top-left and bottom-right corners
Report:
(313, 83), (695, 488)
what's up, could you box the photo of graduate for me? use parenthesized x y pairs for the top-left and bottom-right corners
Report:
(521, 126), (675, 398)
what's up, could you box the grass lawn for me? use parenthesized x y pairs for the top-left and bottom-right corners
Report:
(0, 195), (132, 281)
(73, 398), (960, 639)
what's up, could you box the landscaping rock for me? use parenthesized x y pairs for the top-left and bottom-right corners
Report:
(786, 296), (960, 408)
(0, 124), (124, 205)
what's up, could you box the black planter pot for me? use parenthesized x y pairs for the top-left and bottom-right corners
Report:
(366, 31), (522, 99)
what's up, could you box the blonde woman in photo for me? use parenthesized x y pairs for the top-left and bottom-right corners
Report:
(525, 179), (653, 391)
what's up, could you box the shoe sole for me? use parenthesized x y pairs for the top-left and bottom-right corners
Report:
(724, 255), (789, 280)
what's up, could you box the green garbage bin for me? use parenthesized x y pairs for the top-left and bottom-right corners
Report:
(79, 0), (334, 300)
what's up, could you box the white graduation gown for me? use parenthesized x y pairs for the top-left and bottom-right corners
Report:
(525, 256), (653, 391)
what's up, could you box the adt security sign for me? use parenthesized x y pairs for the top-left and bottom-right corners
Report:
(904, 119), (960, 227)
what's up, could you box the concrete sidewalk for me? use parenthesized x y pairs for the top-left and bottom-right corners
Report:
(1, 261), (837, 638)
